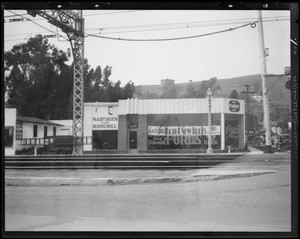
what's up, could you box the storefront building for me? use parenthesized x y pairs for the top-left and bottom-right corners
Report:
(84, 98), (245, 153)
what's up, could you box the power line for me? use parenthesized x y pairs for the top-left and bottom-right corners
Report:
(4, 10), (289, 43)
(5, 15), (289, 39)
(83, 10), (148, 17)
(89, 18), (289, 36)
(85, 22), (257, 41)
(4, 10), (145, 18)
(88, 16), (289, 31)
(5, 10), (68, 41)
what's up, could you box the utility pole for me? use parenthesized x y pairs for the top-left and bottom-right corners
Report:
(240, 85), (255, 131)
(207, 88), (213, 154)
(257, 10), (272, 153)
(28, 10), (85, 156)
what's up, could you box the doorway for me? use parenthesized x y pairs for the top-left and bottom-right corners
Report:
(128, 131), (137, 153)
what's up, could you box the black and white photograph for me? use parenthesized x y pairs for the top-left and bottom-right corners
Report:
(2, 1), (298, 237)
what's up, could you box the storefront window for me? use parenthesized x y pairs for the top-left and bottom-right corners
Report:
(5, 127), (14, 147)
(225, 120), (240, 149)
(147, 114), (221, 150)
(93, 130), (118, 150)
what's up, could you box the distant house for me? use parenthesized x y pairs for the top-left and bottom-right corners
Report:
(4, 107), (64, 155)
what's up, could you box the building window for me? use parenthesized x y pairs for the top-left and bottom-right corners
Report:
(44, 126), (48, 137)
(92, 130), (118, 150)
(53, 127), (56, 136)
(5, 127), (14, 147)
(33, 125), (38, 137)
(128, 114), (138, 128)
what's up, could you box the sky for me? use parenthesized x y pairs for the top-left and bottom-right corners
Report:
(4, 8), (291, 87)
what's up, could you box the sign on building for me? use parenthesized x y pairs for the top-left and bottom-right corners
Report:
(229, 100), (240, 112)
(16, 121), (23, 140)
(147, 125), (221, 149)
(92, 105), (118, 130)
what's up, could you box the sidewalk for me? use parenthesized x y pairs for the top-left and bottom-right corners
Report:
(5, 149), (279, 186)
(247, 146), (264, 154)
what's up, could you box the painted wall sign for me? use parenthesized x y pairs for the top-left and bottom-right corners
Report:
(16, 121), (23, 140)
(225, 120), (240, 148)
(229, 100), (240, 112)
(148, 125), (221, 149)
(148, 126), (220, 136)
(93, 106), (118, 130)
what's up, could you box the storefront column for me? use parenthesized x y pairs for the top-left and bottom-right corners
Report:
(118, 115), (127, 152)
(221, 113), (225, 150)
(240, 114), (245, 150)
(137, 115), (147, 153)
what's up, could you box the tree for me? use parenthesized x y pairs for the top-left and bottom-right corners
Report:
(197, 77), (221, 98)
(161, 81), (179, 99)
(102, 65), (112, 88)
(5, 34), (134, 119)
(134, 86), (159, 99)
(93, 65), (102, 89)
(184, 82), (199, 98)
(123, 81), (135, 99)
(246, 112), (258, 132)
(4, 34), (71, 119)
(229, 89), (239, 99)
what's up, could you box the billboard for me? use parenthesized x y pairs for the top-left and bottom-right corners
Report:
(148, 125), (221, 150)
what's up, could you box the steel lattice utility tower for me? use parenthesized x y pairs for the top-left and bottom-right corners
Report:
(28, 10), (85, 155)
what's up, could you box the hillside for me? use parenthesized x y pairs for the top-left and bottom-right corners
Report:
(137, 74), (291, 107)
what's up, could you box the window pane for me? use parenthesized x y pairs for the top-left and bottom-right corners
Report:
(33, 125), (38, 137)
(44, 126), (48, 137)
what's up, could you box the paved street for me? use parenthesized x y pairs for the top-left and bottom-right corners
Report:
(5, 153), (292, 232)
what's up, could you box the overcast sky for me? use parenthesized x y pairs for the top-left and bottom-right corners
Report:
(4, 9), (290, 86)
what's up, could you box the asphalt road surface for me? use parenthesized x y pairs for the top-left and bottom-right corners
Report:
(5, 154), (292, 232)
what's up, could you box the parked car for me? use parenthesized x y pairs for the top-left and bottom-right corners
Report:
(42, 136), (73, 154)
(276, 134), (291, 149)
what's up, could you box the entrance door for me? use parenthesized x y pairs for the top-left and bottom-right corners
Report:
(128, 131), (137, 153)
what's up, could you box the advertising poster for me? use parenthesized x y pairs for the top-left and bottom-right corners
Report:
(16, 121), (23, 140)
(148, 125), (221, 150)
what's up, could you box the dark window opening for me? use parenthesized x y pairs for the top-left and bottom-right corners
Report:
(44, 126), (48, 137)
(128, 114), (138, 128)
(53, 127), (56, 136)
(5, 127), (14, 147)
(93, 130), (118, 150)
(33, 125), (38, 137)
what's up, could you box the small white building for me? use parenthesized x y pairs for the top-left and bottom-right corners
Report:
(50, 119), (73, 136)
(4, 107), (64, 155)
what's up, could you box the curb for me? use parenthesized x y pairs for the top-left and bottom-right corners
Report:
(5, 170), (276, 186)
